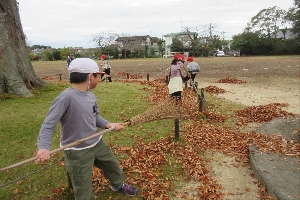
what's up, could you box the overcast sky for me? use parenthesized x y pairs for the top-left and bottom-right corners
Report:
(17, 0), (294, 48)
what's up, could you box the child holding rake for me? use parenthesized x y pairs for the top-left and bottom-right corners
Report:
(35, 58), (138, 199)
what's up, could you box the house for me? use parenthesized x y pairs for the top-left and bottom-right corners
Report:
(115, 35), (160, 56)
(163, 32), (203, 58)
(31, 48), (44, 55)
(163, 32), (192, 53)
(163, 32), (212, 56)
(68, 47), (85, 54)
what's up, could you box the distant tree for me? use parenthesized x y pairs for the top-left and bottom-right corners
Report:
(201, 23), (219, 40)
(109, 46), (120, 59)
(101, 45), (120, 59)
(182, 26), (201, 56)
(131, 49), (144, 58)
(0, 0), (44, 96)
(231, 32), (260, 55)
(52, 49), (61, 60)
(232, 1), (300, 55)
(40, 49), (54, 61)
(199, 43), (210, 57)
(171, 37), (184, 52)
(92, 31), (119, 52)
(209, 35), (223, 50)
(181, 23), (222, 55)
(81, 48), (97, 59)
(144, 45), (149, 57)
(157, 39), (164, 57)
(149, 47), (156, 57)
(283, 37), (300, 54)
(60, 48), (70, 60)
(28, 52), (35, 61)
(248, 6), (289, 38)
(285, 0), (300, 38)
(30, 44), (51, 50)
(231, 32), (285, 55)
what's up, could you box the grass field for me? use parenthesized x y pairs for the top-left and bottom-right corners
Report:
(0, 56), (299, 199)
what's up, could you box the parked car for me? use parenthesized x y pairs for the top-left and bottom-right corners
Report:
(217, 51), (225, 57)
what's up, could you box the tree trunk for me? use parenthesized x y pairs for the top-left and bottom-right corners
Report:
(0, 0), (45, 97)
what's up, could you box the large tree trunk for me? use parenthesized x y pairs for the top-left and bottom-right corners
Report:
(0, 0), (45, 97)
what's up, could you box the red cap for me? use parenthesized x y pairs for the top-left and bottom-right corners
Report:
(174, 54), (185, 61)
(187, 56), (193, 62)
(100, 54), (106, 59)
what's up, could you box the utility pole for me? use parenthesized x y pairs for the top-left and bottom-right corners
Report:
(209, 23), (212, 40)
(221, 31), (225, 49)
(180, 18), (183, 31)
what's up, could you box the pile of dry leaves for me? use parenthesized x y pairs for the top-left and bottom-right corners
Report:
(217, 77), (247, 84)
(203, 111), (226, 123)
(115, 71), (144, 79)
(236, 103), (295, 127)
(205, 85), (226, 94)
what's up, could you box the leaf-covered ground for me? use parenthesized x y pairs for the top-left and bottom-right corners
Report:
(74, 78), (298, 200)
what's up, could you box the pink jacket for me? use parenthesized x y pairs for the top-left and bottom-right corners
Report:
(169, 61), (183, 78)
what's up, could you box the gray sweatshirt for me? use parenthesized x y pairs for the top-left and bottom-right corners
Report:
(186, 62), (200, 74)
(37, 87), (109, 150)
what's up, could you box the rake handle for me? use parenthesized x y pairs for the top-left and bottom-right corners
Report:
(0, 126), (120, 172)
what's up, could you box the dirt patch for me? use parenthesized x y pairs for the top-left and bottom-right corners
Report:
(209, 152), (260, 200)
(200, 77), (299, 115)
(171, 151), (261, 200)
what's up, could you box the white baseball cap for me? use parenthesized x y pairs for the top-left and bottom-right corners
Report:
(69, 58), (104, 74)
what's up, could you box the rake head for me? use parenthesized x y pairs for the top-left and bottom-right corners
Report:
(126, 98), (190, 126)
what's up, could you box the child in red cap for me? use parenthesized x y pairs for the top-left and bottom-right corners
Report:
(186, 56), (200, 87)
(100, 54), (112, 82)
(168, 54), (188, 101)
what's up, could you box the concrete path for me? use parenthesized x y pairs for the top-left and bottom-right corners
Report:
(249, 116), (300, 200)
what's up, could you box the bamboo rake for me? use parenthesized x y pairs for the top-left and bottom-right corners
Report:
(0, 98), (189, 172)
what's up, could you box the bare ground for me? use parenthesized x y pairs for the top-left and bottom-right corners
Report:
(201, 77), (299, 115)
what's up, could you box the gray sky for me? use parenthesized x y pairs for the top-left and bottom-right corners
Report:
(17, 0), (294, 48)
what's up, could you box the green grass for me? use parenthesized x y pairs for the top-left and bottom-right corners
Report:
(0, 82), (177, 199)
(203, 92), (246, 130)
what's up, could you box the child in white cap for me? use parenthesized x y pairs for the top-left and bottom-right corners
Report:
(35, 58), (138, 198)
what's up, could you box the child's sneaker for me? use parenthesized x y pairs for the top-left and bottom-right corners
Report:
(110, 183), (138, 196)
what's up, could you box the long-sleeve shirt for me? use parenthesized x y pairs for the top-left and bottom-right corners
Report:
(67, 57), (75, 66)
(37, 87), (109, 150)
(186, 62), (200, 74)
(169, 61), (183, 78)
(102, 60), (111, 69)
(168, 61), (184, 94)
